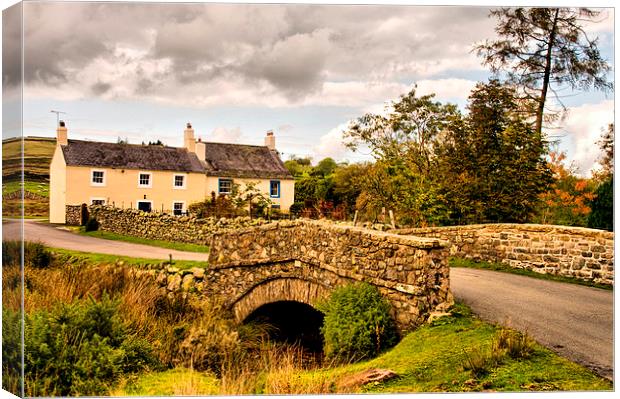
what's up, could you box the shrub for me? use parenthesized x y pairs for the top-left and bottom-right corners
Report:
(24, 294), (158, 396)
(318, 283), (398, 363)
(2, 308), (22, 395)
(84, 217), (100, 232)
(2, 240), (51, 268)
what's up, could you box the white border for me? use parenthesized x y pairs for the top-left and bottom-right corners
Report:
(137, 171), (153, 188)
(90, 169), (106, 187)
(173, 173), (187, 189)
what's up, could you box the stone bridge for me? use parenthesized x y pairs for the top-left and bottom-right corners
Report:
(154, 220), (452, 332)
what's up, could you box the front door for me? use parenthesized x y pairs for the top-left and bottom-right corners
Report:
(137, 201), (152, 212)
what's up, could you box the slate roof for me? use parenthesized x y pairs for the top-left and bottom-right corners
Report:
(60, 139), (294, 179)
(202, 142), (293, 179)
(61, 140), (204, 173)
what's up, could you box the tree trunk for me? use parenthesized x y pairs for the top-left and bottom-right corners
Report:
(535, 8), (560, 136)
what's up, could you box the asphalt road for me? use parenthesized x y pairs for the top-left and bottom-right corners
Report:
(2, 219), (210, 261)
(451, 267), (614, 380)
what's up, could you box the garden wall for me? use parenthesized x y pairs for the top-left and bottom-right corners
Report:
(88, 205), (266, 244)
(395, 224), (614, 285)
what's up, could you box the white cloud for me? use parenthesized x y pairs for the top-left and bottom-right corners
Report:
(312, 122), (353, 161)
(207, 127), (243, 143)
(559, 100), (614, 176)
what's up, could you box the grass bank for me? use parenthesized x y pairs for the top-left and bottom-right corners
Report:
(117, 303), (611, 394)
(449, 257), (612, 290)
(49, 247), (206, 270)
(74, 228), (210, 253)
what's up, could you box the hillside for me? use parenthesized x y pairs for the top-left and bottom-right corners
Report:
(2, 137), (55, 217)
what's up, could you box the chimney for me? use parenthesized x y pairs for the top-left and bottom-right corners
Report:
(57, 120), (68, 145)
(195, 137), (206, 160)
(184, 122), (196, 153)
(264, 130), (276, 150)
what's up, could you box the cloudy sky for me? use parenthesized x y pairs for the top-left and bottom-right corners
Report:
(2, 1), (615, 175)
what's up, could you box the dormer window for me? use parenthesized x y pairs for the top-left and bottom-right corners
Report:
(138, 172), (152, 188)
(91, 169), (106, 187)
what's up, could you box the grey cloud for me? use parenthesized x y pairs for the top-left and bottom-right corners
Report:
(91, 81), (111, 95)
(13, 2), (577, 104)
(2, 3), (23, 88)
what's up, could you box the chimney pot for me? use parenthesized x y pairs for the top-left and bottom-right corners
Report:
(56, 121), (68, 145)
(184, 122), (196, 153)
(264, 130), (276, 150)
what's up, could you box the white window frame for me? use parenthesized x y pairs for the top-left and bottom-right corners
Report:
(218, 178), (233, 195)
(173, 173), (187, 190)
(90, 197), (106, 206)
(90, 169), (106, 187)
(137, 171), (153, 188)
(136, 200), (153, 212)
(172, 201), (186, 216)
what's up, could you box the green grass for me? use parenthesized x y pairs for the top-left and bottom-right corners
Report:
(113, 368), (219, 396)
(450, 257), (612, 291)
(74, 228), (210, 253)
(2, 180), (50, 197)
(48, 247), (207, 270)
(117, 303), (611, 394)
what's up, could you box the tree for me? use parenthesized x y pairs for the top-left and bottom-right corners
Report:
(476, 8), (612, 135)
(344, 87), (459, 225)
(437, 80), (552, 223)
(592, 123), (614, 181)
(588, 177), (613, 231)
(588, 123), (613, 231)
(536, 151), (596, 226)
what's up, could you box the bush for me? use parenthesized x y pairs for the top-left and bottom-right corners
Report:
(2, 308), (22, 395)
(24, 294), (158, 396)
(2, 240), (52, 268)
(84, 217), (100, 232)
(318, 283), (398, 363)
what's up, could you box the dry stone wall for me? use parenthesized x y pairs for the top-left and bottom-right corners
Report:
(395, 224), (614, 285)
(65, 205), (84, 226)
(88, 205), (266, 244)
(153, 220), (453, 332)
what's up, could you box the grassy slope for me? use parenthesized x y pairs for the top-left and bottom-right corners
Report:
(49, 247), (206, 270)
(118, 304), (611, 395)
(75, 228), (210, 253)
(2, 137), (55, 217)
(450, 257), (612, 290)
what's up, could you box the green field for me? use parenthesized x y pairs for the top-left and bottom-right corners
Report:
(2, 137), (55, 217)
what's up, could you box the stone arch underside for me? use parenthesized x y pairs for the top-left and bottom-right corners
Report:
(231, 277), (332, 323)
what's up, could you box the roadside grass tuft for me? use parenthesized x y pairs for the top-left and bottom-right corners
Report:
(450, 257), (612, 290)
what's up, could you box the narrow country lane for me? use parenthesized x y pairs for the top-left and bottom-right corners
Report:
(451, 267), (613, 380)
(2, 219), (209, 262)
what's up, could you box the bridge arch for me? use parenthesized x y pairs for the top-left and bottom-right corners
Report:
(231, 277), (332, 323)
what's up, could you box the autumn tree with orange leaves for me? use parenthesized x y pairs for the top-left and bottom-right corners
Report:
(535, 151), (596, 226)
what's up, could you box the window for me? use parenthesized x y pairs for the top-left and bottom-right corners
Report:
(91, 198), (105, 206)
(91, 170), (105, 186)
(270, 180), (280, 198)
(173, 202), (185, 216)
(138, 172), (152, 188)
(219, 178), (233, 194)
(137, 201), (152, 212)
(173, 174), (186, 189)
